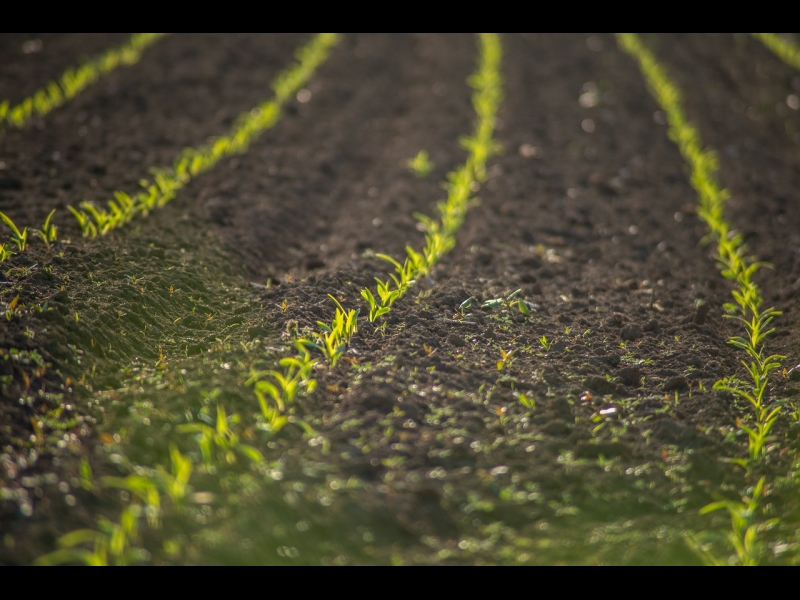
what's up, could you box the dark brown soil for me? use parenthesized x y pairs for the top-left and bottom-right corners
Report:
(1, 33), (799, 565)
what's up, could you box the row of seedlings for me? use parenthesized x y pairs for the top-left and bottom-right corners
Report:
(0, 34), (339, 264)
(248, 32), (504, 441)
(34, 34), (342, 566)
(617, 32), (792, 566)
(0, 33), (170, 262)
(321, 33), (502, 362)
(0, 33), (168, 132)
(37, 32), (505, 565)
(67, 33), (340, 237)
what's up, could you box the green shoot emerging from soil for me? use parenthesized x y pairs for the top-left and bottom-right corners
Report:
(617, 31), (787, 566)
(68, 33), (340, 238)
(0, 211), (28, 251)
(406, 150), (434, 177)
(32, 209), (57, 249)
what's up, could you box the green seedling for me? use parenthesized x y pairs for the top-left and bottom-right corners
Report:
(246, 339), (317, 430)
(0, 212), (28, 251)
(374, 278), (401, 308)
(67, 206), (98, 237)
(514, 391), (536, 409)
(5, 295), (22, 321)
(156, 445), (193, 507)
(496, 347), (518, 371)
(459, 296), (476, 315)
(482, 289), (534, 316)
(79, 458), (93, 491)
(406, 150), (434, 177)
(306, 295), (359, 366)
(689, 478), (775, 566)
(504, 288), (523, 306)
(177, 405), (263, 466)
(538, 336), (552, 351)
(34, 505), (147, 566)
(0, 243), (13, 263)
(33, 209), (57, 249)
(102, 474), (161, 528)
(361, 288), (391, 322)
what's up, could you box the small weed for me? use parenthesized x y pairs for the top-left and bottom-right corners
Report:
(406, 150), (434, 177)
(496, 347), (518, 371)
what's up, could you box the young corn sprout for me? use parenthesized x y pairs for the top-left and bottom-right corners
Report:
(688, 478), (773, 566)
(0, 211), (28, 251)
(34, 505), (148, 566)
(308, 295), (359, 366)
(177, 405), (263, 467)
(0, 243), (13, 263)
(361, 288), (391, 322)
(247, 340), (317, 423)
(32, 209), (57, 249)
(67, 205), (98, 237)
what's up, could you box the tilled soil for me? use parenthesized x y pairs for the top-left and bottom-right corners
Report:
(1, 33), (800, 565)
